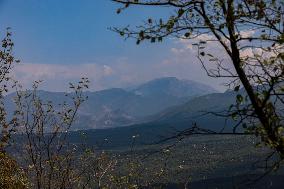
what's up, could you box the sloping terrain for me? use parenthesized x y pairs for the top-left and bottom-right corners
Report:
(5, 77), (217, 129)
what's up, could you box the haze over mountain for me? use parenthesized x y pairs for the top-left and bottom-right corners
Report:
(131, 77), (217, 98)
(5, 77), (218, 130)
(147, 90), (236, 128)
(68, 90), (239, 148)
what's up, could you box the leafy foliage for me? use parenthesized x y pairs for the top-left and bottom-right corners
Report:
(0, 29), (20, 151)
(0, 30), (28, 188)
(0, 152), (28, 189)
(112, 0), (284, 166)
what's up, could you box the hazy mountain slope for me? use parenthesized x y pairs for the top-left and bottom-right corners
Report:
(150, 91), (236, 127)
(132, 77), (217, 98)
(4, 77), (217, 129)
(67, 91), (240, 148)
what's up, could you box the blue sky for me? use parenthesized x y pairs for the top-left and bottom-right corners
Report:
(0, 0), (227, 91)
(0, 0), (173, 64)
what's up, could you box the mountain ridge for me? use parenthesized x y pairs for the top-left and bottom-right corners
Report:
(5, 77), (218, 130)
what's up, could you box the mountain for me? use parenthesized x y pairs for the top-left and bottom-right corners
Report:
(4, 77), (217, 130)
(76, 77), (218, 129)
(146, 90), (237, 131)
(132, 77), (217, 98)
(66, 90), (240, 149)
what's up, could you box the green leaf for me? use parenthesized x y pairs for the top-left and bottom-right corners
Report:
(234, 85), (240, 91)
(231, 112), (238, 120)
(119, 31), (124, 36)
(184, 32), (190, 37)
(236, 94), (243, 103)
(178, 9), (185, 17)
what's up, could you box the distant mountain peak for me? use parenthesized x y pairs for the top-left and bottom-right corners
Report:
(5, 77), (219, 130)
(150, 76), (179, 81)
(131, 77), (217, 98)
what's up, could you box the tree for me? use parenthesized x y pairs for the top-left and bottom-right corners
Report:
(0, 29), (20, 152)
(0, 152), (28, 189)
(0, 29), (28, 189)
(0, 28), (167, 188)
(112, 0), (284, 164)
(12, 79), (89, 189)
